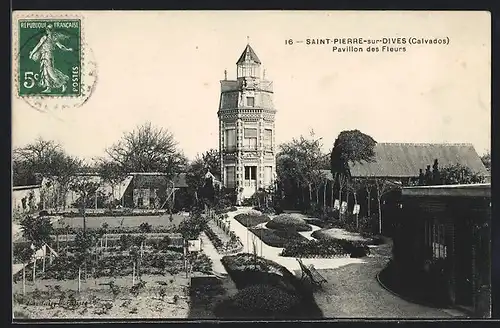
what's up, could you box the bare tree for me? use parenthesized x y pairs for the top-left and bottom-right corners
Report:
(105, 122), (187, 179)
(373, 178), (401, 234)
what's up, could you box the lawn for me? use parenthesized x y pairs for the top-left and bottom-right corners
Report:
(55, 214), (186, 230)
(248, 227), (309, 248)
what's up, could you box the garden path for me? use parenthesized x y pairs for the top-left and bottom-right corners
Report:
(227, 207), (364, 275)
(199, 232), (228, 275)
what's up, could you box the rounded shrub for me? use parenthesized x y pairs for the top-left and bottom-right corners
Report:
(214, 284), (300, 318)
(266, 214), (312, 232)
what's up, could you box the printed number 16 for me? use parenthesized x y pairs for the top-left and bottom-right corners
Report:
(23, 72), (39, 89)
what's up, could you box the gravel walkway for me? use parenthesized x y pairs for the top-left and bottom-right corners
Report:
(312, 243), (464, 318)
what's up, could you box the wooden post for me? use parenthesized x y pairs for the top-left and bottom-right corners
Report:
(32, 258), (36, 283)
(22, 264), (26, 295)
(78, 267), (81, 293)
(42, 250), (46, 273)
(323, 180), (327, 209)
(132, 262), (136, 286)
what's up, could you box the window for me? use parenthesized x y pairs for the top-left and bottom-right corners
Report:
(244, 128), (258, 150)
(245, 166), (257, 180)
(137, 198), (144, 207)
(150, 197), (156, 208)
(225, 129), (236, 150)
(264, 129), (272, 149)
(247, 97), (255, 107)
(425, 219), (447, 259)
(264, 166), (272, 186)
(226, 166), (236, 188)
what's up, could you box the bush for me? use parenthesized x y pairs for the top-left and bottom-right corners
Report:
(234, 213), (270, 227)
(214, 284), (300, 318)
(248, 228), (308, 248)
(265, 214), (312, 232)
(280, 238), (370, 258)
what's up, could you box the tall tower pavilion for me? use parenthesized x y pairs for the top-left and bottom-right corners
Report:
(218, 42), (277, 202)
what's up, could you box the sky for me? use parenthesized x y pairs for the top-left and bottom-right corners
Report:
(12, 11), (491, 161)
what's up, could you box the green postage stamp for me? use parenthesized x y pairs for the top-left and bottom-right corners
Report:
(18, 19), (81, 97)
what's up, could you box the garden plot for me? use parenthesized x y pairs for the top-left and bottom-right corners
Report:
(13, 274), (192, 319)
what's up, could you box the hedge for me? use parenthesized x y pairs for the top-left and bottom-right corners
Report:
(234, 213), (270, 227)
(265, 214), (312, 232)
(280, 239), (370, 258)
(248, 228), (308, 248)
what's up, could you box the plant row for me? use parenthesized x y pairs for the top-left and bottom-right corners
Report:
(51, 225), (176, 235)
(205, 221), (242, 255)
(13, 249), (213, 281)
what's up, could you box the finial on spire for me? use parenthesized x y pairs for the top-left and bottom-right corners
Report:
(247, 36), (250, 44)
(224, 69), (227, 80)
(263, 69), (266, 79)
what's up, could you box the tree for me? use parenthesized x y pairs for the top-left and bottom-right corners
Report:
(97, 160), (127, 208)
(14, 138), (81, 209)
(373, 178), (401, 234)
(481, 152), (491, 172)
(347, 178), (364, 229)
(105, 122), (187, 179)
(69, 176), (101, 232)
(432, 159), (441, 185)
(74, 230), (95, 292)
(276, 134), (326, 210)
(439, 164), (486, 185)
(20, 214), (53, 284)
(100, 222), (109, 250)
(201, 149), (221, 179)
(14, 245), (34, 295)
(186, 149), (221, 207)
(138, 222), (152, 259)
(331, 130), (376, 219)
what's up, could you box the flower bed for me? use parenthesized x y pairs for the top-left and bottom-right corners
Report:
(311, 228), (385, 245)
(205, 220), (243, 254)
(280, 239), (370, 258)
(221, 253), (296, 292)
(215, 206), (238, 214)
(248, 228), (308, 248)
(234, 213), (271, 227)
(219, 254), (322, 319)
(265, 214), (312, 232)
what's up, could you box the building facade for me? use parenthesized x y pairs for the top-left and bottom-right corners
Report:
(394, 184), (491, 317)
(218, 43), (277, 201)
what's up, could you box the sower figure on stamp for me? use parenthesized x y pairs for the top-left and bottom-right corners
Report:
(28, 24), (73, 93)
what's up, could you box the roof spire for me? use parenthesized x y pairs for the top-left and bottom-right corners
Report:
(224, 69), (227, 80)
(247, 36), (250, 45)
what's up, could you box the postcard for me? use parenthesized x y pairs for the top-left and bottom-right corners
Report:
(11, 10), (491, 321)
